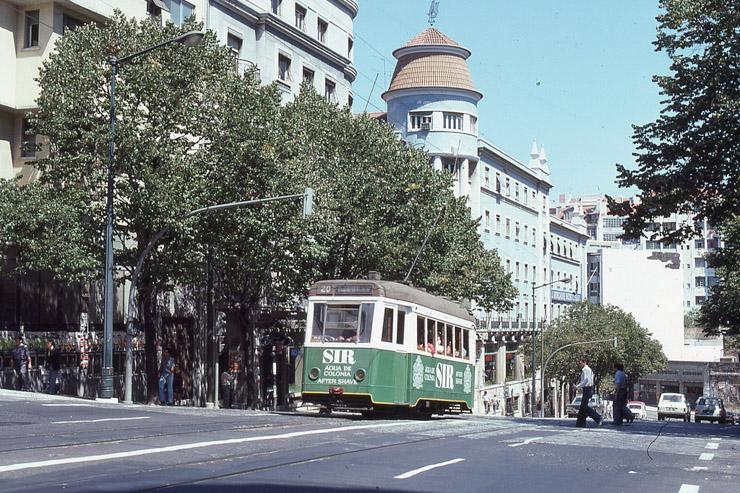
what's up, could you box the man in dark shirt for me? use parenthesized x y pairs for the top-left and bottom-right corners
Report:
(11, 336), (32, 391)
(46, 340), (61, 394)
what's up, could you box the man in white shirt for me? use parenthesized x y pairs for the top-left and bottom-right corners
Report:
(575, 357), (603, 428)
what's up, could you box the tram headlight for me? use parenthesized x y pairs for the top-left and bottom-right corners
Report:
(309, 367), (320, 380)
(354, 368), (366, 382)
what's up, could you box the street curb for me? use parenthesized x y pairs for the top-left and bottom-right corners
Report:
(0, 388), (98, 403)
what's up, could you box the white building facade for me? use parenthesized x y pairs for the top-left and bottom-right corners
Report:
(0, 0), (357, 183)
(381, 27), (589, 416)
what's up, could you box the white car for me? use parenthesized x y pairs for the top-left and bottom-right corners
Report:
(657, 393), (690, 422)
(627, 401), (647, 420)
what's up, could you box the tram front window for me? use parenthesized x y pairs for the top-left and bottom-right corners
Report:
(311, 303), (374, 343)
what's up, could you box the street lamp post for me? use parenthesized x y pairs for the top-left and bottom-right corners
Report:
(530, 276), (572, 416)
(101, 31), (205, 400)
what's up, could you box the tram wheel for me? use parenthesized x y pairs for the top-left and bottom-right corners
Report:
(318, 405), (333, 416)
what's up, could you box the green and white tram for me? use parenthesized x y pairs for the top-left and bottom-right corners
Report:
(302, 279), (476, 415)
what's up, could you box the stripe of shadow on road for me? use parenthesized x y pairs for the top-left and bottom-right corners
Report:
(0, 422), (410, 474)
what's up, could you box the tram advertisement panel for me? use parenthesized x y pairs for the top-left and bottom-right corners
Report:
(302, 346), (473, 409)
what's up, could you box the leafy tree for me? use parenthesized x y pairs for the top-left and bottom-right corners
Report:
(282, 89), (516, 311)
(608, 0), (740, 242)
(524, 303), (667, 395)
(0, 13), (233, 400)
(698, 216), (740, 335)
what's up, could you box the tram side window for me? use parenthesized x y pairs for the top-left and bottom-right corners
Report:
(462, 328), (470, 359)
(454, 327), (462, 358)
(396, 311), (405, 345)
(381, 308), (393, 342)
(417, 316), (425, 350)
(445, 324), (453, 356)
(428, 319), (437, 353)
(436, 321), (446, 354)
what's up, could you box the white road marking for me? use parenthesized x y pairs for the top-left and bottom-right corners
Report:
(698, 453), (714, 461)
(710, 437), (721, 441)
(678, 485), (700, 493)
(704, 442), (719, 450)
(394, 458), (465, 479)
(52, 417), (150, 424)
(0, 421), (409, 473)
(688, 466), (708, 471)
(42, 404), (92, 407)
(508, 436), (543, 447)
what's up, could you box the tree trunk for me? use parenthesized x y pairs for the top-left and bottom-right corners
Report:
(141, 275), (158, 403)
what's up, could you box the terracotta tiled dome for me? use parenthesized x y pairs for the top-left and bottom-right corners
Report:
(403, 27), (461, 48)
(383, 28), (480, 99)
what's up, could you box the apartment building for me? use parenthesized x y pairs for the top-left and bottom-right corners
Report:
(0, 0), (357, 184)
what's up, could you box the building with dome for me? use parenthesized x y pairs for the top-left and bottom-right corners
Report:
(381, 27), (589, 416)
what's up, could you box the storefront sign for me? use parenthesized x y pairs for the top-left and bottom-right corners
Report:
(551, 289), (582, 303)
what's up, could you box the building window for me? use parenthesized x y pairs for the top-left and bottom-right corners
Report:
(484, 166), (490, 187)
(227, 34), (242, 74)
(317, 18), (328, 43)
(347, 93), (353, 107)
(470, 115), (477, 133)
(278, 54), (292, 82)
(170, 0), (194, 27)
(532, 227), (536, 246)
(21, 118), (36, 158)
(524, 225), (529, 244)
(324, 79), (336, 103)
(707, 238), (718, 249)
(695, 296), (706, 305)
(505, 218), (511, 237)
(484, 210), (491, 231)
(302, 67), (315, 85)
(515, 221), (520, 241)
(515, 182), (520, 201)
(505, 259), (511, 273)
(646, 240), (661, 250)
(442, 112), (463, 130)
(495, 214), (501, 234)
(505, 177), (510, 196)
(147, 0), (165, 17)
(271, 0), (282, 15)
(532, 190), (536, 205)
(524, 263), (529, 282)
(496, 172), (501, 193)
(24, 10), (40, 48)
(694, 257), (706, 268)
(695, 276), (706, 288)
(515, 262), (520, 280)
(523, 187), (528, 205)
(62, 14), (85, 32)
(409, 112), (432, 131)
(532, 266), (536, 284)
(295, 4), (306, 31)
(348, 37), (354, 58)
(603, 233), (619, 241)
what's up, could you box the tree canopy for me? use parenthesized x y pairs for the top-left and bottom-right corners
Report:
(608, 0), (739, 242)
(526, 303), (667, 392)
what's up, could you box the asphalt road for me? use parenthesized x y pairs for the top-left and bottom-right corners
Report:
(1, 390), (738, 493)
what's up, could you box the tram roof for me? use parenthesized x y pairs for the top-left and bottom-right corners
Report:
(308, 279), (474, 323)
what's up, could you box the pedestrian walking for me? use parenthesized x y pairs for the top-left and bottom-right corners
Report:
(11, 336), (32, 391)
(46, 339), (61, 395)
(575, 357), (603, 428)
(482, 390), (492, 414)
(612, 362), (634, 425)
(221, 363), (237, 409)
(158, 348), (175, 405)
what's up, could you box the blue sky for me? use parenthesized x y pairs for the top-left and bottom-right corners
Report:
(350, 0), (671, 198)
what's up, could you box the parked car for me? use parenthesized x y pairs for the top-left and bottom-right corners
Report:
(694, 396), (728, 424)
(627, 401), (647, 420)
(725, 410), (740, 425)
(566, 394), (605, 418)
(657, 393), (690, 421)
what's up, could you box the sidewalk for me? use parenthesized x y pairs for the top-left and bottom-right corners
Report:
(0, 388), (102, 403)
